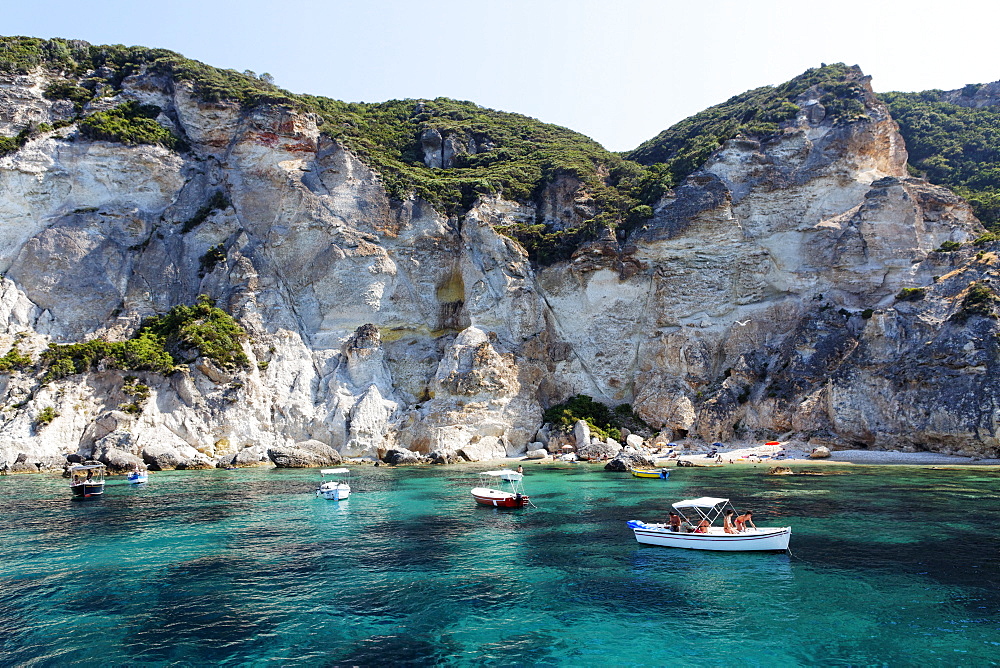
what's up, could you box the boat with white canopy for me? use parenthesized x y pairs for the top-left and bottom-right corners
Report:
(69, 464), (106, 499)
(316, 468), (351, 501)
(628, 496), (790, 551)
(471, 470), (529, 508)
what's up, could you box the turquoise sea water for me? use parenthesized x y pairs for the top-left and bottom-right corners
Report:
(2, 463), (999, 667)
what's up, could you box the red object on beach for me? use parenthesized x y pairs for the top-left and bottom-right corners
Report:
(765, 441), (781, 446)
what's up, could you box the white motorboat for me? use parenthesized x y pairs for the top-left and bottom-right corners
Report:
(316, 468), (351, 501)
(628, 496), (790, 551)
(471, 470), (529, 508)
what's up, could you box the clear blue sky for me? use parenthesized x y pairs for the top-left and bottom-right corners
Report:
(6, 0), (999, 151)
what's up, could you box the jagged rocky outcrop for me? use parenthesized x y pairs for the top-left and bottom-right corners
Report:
(0, 63), (997, 473)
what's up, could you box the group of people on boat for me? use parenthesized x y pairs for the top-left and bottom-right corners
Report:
(667, 509), (756, 533)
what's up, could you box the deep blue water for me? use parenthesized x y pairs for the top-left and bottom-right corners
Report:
(2, 463), (999, 666)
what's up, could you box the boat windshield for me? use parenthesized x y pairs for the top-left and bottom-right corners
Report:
(69, 465), (105, 484)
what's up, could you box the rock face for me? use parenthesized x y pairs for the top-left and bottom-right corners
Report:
(0, 66), (998, 472)
(267, 440), (343, 468)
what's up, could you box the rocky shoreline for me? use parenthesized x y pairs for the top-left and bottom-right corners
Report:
(6, 432), (998, 477)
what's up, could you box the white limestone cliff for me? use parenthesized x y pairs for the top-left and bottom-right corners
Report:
(0, 66), (996, 472)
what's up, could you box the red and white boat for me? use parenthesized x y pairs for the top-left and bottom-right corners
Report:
(471, 470), (529, 508)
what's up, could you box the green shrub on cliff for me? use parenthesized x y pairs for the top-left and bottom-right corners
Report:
(78, 101), (181, 149)
(35, 406), (58, 427)
(896, 287), (926, 302)
(952, 281), (999, 322)
(41, 295), (248, 380)
(41, 332), (175, 381)
(43, 80), (93, 112)
(142, 295), (249, 369)
(0, 345), (32, 373)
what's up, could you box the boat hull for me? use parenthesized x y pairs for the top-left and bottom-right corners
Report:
(127, 474), (147, 484)
(316, 483), (350, 501)
(630, 468), (670, 479)
(630, 523), (790, 551)
(471, 487), (528, 508)
(71, 483), (105, 498)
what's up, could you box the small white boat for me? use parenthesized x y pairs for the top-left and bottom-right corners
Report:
(316, 468), (351, 501)
(127, 468), (148, 484)
(471, 470), (529, 508)
(628, 496), (790, 551)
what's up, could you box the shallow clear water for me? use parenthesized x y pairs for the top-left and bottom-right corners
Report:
(3, 463), (999, 666)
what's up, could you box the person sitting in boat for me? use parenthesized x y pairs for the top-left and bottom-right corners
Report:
(668, 512), (681, 532)
(723, 509), (737, 534)
(694, 519), (710, 533)
(680, 520), (695, 533)
(735, 511), (756, 532)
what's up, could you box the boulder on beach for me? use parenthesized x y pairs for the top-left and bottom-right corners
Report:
(578, 439), (622, 461)
(524, 448), (548, 460)
(604, 452), (656, 472)
(383, 448), (424, 465)
(809, 446), (831, 459)
(428, 449), (462, 464)
(228, 445), (272, 468)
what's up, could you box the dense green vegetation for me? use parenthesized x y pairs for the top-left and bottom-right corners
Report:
(882, 89), (1000, 230)
(626, 64), (870, 179)
(0, 345), (32, 373)
(79, 100), (181, 149)
(141, 295), (249, 369)
(41, 295), (248, 381)
(543, 394), (649, 442)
